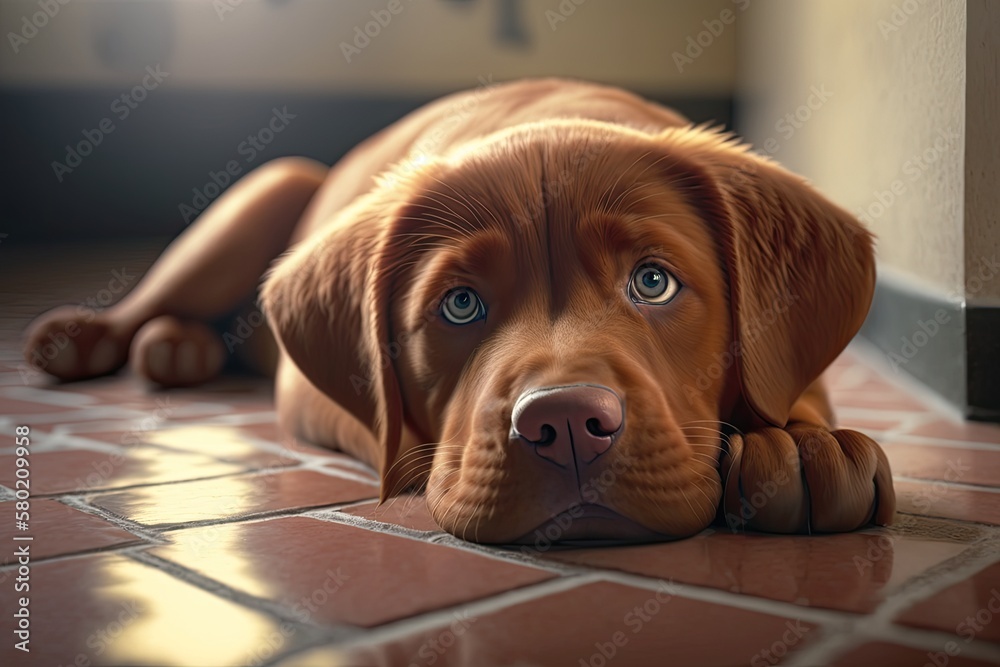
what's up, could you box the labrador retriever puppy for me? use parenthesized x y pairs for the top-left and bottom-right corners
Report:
(24, 78), (895, 544)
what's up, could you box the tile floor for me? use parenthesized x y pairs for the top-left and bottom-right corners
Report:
(1, 244), (1000, 666)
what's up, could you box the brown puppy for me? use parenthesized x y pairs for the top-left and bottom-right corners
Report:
(25, 79), (895, 544)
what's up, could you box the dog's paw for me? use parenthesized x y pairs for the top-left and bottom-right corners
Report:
(131, 316), (225, 388)
(719, 425), (895, 533)
(23, 306), (131, 381)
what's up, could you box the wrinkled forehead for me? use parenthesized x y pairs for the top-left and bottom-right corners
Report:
(398, 128), (712, 253)
(387, 129), (720, 321)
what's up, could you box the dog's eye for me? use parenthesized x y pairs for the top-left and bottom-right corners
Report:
(441, 287), (486, 324)
(629, 264), (681, 305)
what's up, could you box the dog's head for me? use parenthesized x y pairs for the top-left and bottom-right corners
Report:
(263, 121), (874, 544)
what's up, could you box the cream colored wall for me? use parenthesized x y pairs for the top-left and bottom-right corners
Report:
(1, 0), (737, 96)
(736, 0), (968, 298)
(964, 0), (1000, 304)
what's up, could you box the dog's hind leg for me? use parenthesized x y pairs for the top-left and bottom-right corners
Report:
(24, 157), (328, 385)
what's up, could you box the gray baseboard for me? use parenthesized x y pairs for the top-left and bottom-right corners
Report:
(859, 272), (999, 421)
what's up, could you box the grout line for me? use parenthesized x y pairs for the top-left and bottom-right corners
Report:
(895, 510), (1000, 530)
(26, 466), (273, 499)
(298, 462), (380, 486)
(884, 432), (1000, 450)
(846, 341), (970, 421)
(301, 508), (574, 574)
(893, 475), (1000, 494)
(558, 566), (863, 627)
(124, 550), (357, 642)
(133, 498), (378, 533)
(57, 495), (167, 543)
(284, 574), (596, 656)
(786, 534), (1000, 666)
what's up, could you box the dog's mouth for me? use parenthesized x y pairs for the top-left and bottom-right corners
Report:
(507, 504), (678, 548)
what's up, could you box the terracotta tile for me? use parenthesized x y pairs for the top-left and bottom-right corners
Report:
(324, 459), (380, 482)
(91, 469), (377, 527)
(42, 375), (159, 406)
(895, 479), (1000, 526)
(827, 389), (929, 412)
(238, 420), (285, 445)
(150, 516), (555, 627)
(897, 561), (1000, 642)
(544, 528), (967, 614)
(0, 499), (142, 563)
(286, 581), (818, 667)
(0, 553), (318, 666)
(831, 641), (1000, 667)
(130, 423), (299, 469)
(836, 414), (911, 433)
(340, 495), (442, 532)
(0, 396), (74, 415)
(0, 447), (248, 495)
(908, 419), (1000, 445)
(883, 442), (1000, 488)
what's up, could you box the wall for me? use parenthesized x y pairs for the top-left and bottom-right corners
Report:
(736, 0), (967, 299)
(1, 0), (737, 96)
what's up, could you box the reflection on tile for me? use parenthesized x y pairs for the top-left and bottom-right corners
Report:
(883, 442), (1000, 488)
(134, 424), (299, 469)
(0, 553), (316, 666)
(828, 387), (928, 412)
(895, 480), (1000, 526)
(831, 641), (999, 667)
(151, 516), (555, 627)
(91, 469), (377, 527)
(836, 414), (909, 433)
(0, 448), (248, 495)
(0, 499), (142, 563)
(340, 495), (442, 532)
(545, 527), (968, 613)
(287, 581), (817, 667)
(897, 561), (1000, 642)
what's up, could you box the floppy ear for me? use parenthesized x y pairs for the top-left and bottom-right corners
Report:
(260, 197), (404, 501)
(662, 129), (876, 426)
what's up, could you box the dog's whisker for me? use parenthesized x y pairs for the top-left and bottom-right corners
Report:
(598, 149), (651, 212)
(429, 175), (504, 230)
(607, 152), (678, 215)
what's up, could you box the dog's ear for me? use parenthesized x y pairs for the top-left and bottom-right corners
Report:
(662, 129), (876, 426)
(261, 196), (404, 500)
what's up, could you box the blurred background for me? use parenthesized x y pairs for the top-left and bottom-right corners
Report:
(0, 0), (996, 417)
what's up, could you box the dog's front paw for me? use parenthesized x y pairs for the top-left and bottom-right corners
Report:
(719, 425), (895, 533)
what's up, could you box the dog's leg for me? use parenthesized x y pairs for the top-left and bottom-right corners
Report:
(719, 378), (896, 533)
(24, 157), (327, 385)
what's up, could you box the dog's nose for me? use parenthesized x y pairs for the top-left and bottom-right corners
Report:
(511, 384), (624, 468)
